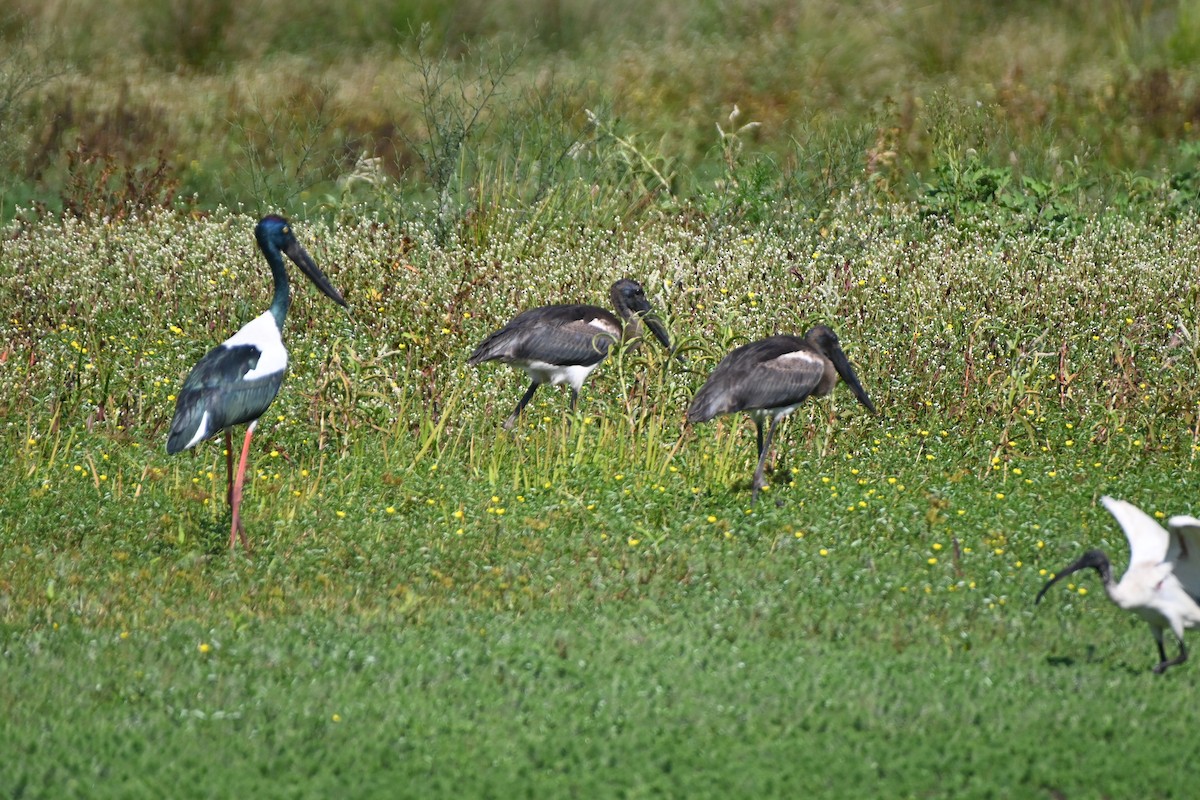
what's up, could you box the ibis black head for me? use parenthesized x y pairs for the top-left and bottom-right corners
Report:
(255, 215), (347, 308)
(804, 325), (876, 414)
(1035, 549), (1112, 605)
(611, 279), (671, 351)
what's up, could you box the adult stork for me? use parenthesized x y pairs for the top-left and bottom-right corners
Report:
(1036, 495), (1200, 674)
(687, 325), (876, 502)
(167, 215), (347, 550)
(468, 279), (671, 429)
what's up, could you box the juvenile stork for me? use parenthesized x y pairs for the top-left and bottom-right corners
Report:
(167, 215), (347, 550)
(1036, 495), (1200, 674)
(687, 325), (876, 502)
(468, 279), (671, 429)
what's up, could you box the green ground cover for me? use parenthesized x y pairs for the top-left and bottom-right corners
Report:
(3, 202), (1200, 797)
(4, 1), (1200, 797)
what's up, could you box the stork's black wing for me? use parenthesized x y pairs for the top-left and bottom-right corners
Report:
(166, 343), (285, 453)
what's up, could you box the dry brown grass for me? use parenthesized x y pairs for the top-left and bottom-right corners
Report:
(3, 0), (1200, 214)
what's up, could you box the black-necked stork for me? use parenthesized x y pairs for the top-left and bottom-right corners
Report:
(468, 279), (671, 429)
(167, 215), (347, 549)
(1037, 496), (1200, 674)
(687, 325), (876, 502)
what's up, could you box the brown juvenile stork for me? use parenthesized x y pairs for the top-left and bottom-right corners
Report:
(687, 325), (876, 501)
(468, 279), (671, 429)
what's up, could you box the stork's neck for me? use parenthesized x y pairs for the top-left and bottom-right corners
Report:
(262, 244), (292, 330)
(610, 288), (643, 342)
(621, 313), (644, 343)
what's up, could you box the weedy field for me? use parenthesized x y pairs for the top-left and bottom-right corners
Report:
(4, 1), (1200, 798)
(4, 201), (1200, 797)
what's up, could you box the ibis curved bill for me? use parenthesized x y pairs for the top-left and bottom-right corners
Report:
(1036, 495), (1200, 673)
(687, 325), (876, 502)
(167, 215), (347, 550)
(468, 279), (671, 429)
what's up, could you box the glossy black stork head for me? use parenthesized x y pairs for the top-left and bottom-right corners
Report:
(255, 215), (347, 308)
(610, 279), (671, 351)
(1035, 549), (1113, 604)
(803, 325), (876, 414)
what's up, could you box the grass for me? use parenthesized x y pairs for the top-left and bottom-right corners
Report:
(4, 1), (1200, 795)
(3, 201), (1200, 796)
(7, 602), (1200, 797)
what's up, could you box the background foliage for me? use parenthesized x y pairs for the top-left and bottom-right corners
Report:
(1, 0), (1200, 222)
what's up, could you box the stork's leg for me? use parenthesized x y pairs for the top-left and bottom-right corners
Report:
(751, 417), (780, 503)
(754, 417), (765, 459)
(224, 429), (234, 507)
(503, 382), (540, 431)
(228, 421), (256, 551)
(1153, 631), (1188, 674)
(566, 386), (583, 428)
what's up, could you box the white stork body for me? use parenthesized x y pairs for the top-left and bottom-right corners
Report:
(224, 312), (289, 380)
(1037, 496), (1200, 673)
(511, 350), (610, 395)
(176, 312), (289, 451)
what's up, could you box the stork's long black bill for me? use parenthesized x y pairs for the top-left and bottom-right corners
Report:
(643, 314), (671, 351)
(285, 239), (347, 307)
(624, 291), (671, 352)
(1035, 549), (1111, 604)
(829, 347), (876, 414)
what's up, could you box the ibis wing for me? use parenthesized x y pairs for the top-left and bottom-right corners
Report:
(167, 344), (285, 453)
(1100, 496), (1170, 568)
(1167, 514), (1200, 601)
(689, 336), (821, 421)
(469, 305), (620, 367)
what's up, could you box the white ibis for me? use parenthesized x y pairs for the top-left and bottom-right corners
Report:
(687, 325), (876, 502)
(468, 279), (671, 429)
(166, 215), (347, 549)
(1036, 495), (1200, 674)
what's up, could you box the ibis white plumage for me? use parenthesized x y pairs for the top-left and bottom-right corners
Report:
(167, 215), (347, 550)
(1036, 495), (1200, 673)
(468, 279), (671, 429)
(687, 325), (876, 502)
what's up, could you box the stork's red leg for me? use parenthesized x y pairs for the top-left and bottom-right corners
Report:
(224, 429), (234, 507)
(229, 422), (256, 551)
